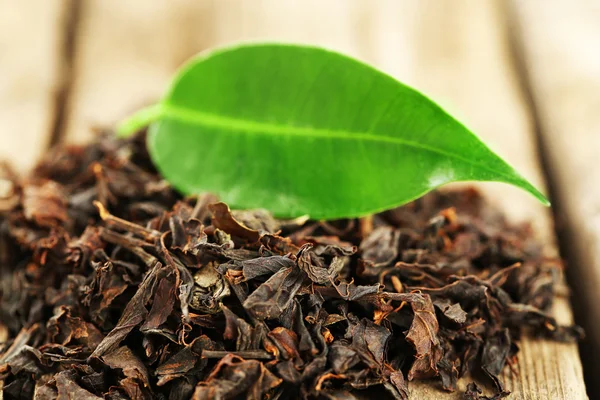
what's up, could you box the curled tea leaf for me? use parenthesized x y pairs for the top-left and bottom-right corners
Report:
(402, 293), (443, 380)
(243, 266), (305, 320)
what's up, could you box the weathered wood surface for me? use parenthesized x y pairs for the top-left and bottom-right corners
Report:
(510, 0), (600, 395)
(63, 0), (215, 143)
(0, 0), (589, 398)
(0, 0), (68, 172)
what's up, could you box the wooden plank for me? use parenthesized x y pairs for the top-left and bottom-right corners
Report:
(62, 0), (586, 397)
(509, 0), (599, 395)
(63, 0), (215, 143)
(0, 0), (68, 172)
(211, 1), (367, 56)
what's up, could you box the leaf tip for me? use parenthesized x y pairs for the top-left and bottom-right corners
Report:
(520, 179), (551, 207)
(539, 195), (552, 207)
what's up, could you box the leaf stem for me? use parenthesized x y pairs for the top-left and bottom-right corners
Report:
(359, 215), (374, 238)
(116, 103), (163, 138)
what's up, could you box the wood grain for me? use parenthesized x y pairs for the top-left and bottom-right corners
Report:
(63, 0), (215, 143)
(510, 0), (600, 395)
(0, 0), (68, 172)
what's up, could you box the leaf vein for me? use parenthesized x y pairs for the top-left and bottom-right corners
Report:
(159, 102), (519, 182)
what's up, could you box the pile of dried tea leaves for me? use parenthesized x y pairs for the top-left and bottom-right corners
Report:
(0, 133), (582, 400)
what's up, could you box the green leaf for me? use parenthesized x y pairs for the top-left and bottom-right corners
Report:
(118, 43), (549, 220)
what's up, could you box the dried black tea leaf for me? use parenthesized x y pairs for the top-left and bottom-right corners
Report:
(0, 132), (581, 399)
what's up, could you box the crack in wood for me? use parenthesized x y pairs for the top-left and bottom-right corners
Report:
(47, 0), (83, 149)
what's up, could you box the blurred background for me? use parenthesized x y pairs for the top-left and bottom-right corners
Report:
(0, 0), (599, 397)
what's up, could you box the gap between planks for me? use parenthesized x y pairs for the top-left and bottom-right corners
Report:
(47, 0), (83, 149)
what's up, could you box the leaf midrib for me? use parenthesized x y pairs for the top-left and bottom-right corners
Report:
(159, 102), (515, 181)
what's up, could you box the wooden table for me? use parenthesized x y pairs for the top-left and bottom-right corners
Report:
(0, 1), (595, 398)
